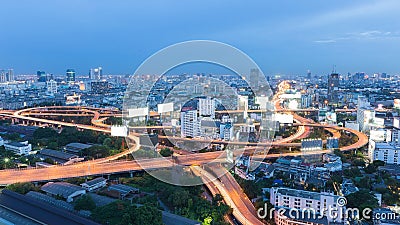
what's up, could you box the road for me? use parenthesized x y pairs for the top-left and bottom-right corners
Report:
(192, 166), (264, 225)
(0, 83), (370, 224)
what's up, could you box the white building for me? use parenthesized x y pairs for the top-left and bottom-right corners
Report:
(181, 110), (200, 138)
(4, 141), (32, 155)
(90, 67), (103, 80)
(368, 139), (400, 165)
(46, 80), (58, 94)
(220, 123), (234, 141)
(270, 187), (346, 223)
(199, 97), (215, 118)
(41, 182), (86, 202)
(80, 177), (107, 191)
(357, 96), (375, 132)
(301, 94), (312, 109)
(345, 121), (360, 132)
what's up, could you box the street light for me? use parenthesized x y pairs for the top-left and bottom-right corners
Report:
(4, 158), (9, 169)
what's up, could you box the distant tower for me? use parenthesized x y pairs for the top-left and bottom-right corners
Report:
(37, 71), (47, 82)
(89, 67), (103, 80)
(6, 69), (14, 82)
(46, 80), (58, 94)
(307, 70), (311, 80)
(0, 70), (6, 83)
(0, 69), (14, 82)
(328, 72), (339, 104)
(198, 97), (215, 118)
(249, 68), (260, 88)
(66, 69), (76, 82)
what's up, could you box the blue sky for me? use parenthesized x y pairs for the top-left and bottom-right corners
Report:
(1, 0), (400, 76)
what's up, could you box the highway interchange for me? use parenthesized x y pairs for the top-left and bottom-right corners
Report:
(0, 82), (369, 224)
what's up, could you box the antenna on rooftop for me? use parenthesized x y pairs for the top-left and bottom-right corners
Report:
(332, 65), (336, 73)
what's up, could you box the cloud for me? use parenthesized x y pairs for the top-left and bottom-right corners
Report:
(314, 30), (400, 43)
(314, 40), (337, 43)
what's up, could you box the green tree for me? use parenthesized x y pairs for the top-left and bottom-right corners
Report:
(132, 205), (162, 225)
(6, 182), (37, 194)
(74, 194), (96, 211)
(160, 147), (173, 157)
(346, 190), (379, 219)
(47, 141), (59, 150)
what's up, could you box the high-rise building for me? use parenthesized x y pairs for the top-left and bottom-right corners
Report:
(180, 110), (200, 138)
(0, 69), (14, 82)
(66, 69), (76, 82)
(249, 68), (260, 88)
(6, 69), (13, 82)
(89, 67), (103, 80)
(307, 70), (311, 80)
(327, 73), (339, 103)
(198, 97), (215, 118)
(37, 71), (47, 82)
(46, 80), (58, 94)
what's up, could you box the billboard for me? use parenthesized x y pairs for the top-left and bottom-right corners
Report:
(287, 100), (299, 109)
(370, 129), (386, 141)
(394, 118), (400, 129)
(111, 126), (128, 137)
(273, 113), (293, 124)
(326, 112), (337, 123)
(128, 107), (148, 117)
(301, 139), (323, 151)
(158, 102), (174, 114)
(373, 117), (384, 126)
(255, 96), (268, 109)
(394, 99), (400, 109)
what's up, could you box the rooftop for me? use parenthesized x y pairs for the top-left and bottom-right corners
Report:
(108, 184), (139, 195)
(39, 149), (78, 161)
(273, 187), (339, 201)
(81, 177), (107, 187)
(41, 182), (85, 198)
(4, 142), (29, 147)
(0, 190), (100, 225)
(65, 143), (92, 150)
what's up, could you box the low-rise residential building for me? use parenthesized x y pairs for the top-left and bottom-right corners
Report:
(80, 177), (107, 191)
(41, 182), (86, 202)
(4, 141), (32, 155)
(369, 139), (400, 165)
(38, 149), (84, 165)
(64, 142), (93, 155)
(108, 184), (139, 199)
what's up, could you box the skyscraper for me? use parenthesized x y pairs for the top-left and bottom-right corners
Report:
(37, 71), (47, 82)
(307, 70), (311, 80)
(327, 73), (339, 103)
(46, 80), (58, 94)
(198, 97), (215, 118)
(249, 68), (260, 88)
(66, 69), (76, 82)
(0, 69), (14, 82)
(89, 67), (103, 80)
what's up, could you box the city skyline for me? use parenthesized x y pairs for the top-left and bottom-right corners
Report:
(1, 0), (400, 75)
